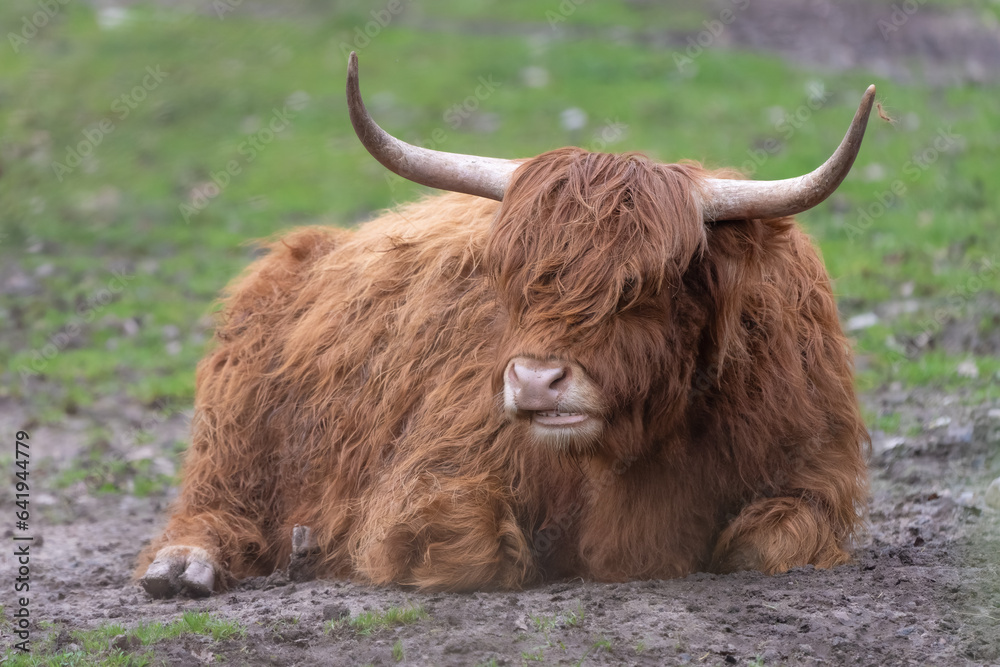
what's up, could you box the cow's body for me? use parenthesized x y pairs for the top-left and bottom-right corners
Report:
(138, 149), (869, 594)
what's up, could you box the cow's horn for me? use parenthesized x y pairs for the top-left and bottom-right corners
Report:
(347, 52), (519, 201)
(700, 85), (876, 222)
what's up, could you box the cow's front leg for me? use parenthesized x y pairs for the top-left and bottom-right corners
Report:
(136, 509), (262, 598)
(711, 496), (850, 574)
(351, 475), (536, 591)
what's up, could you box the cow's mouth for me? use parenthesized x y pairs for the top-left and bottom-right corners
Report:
(531, 410), (590, 427)
(502, 356), (603, 448)
(523, 408), (601, 450)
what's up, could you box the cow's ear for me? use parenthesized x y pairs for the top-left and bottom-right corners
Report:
(699, 219), (769, 368)
(702, 215), (799, 370)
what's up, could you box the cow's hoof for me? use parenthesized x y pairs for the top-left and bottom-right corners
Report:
(140, 546), (217, 598)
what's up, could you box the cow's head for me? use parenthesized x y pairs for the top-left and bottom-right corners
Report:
(346, 52), (874, 455)
(483, 149), (709, 454)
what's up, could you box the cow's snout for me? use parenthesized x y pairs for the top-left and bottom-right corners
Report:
(502, 355), (603, 449)
(506, 359), (570, 411)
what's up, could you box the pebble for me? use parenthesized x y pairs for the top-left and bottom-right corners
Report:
(521, 66), (550, 88)
(845, 312), (878, 331)
(985, 478), (1000, 510)
(879, 299), (919, 317)
(927, 417), (951, 429)
(956, 359), (979, 379)
(762, 648), (781, 663)
(879, 436), (905, 452)
(560, 107), (587, 131)
(863, 163), (886, 181)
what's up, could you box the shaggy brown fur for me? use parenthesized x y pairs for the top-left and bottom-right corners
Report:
(137, 147), (869, 592)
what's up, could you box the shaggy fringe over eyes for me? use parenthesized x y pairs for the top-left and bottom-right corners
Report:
(484, 148), (708, 327)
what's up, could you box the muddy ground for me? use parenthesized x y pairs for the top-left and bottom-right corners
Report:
(4, 0), (1000, 665)
(2, 379), (1000, 666)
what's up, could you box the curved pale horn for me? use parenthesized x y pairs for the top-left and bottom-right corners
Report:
(700, 85), (876, 222)
(347, 52), (519, 201)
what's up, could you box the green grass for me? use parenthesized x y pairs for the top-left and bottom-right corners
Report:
(868, 410), (902, 434)
(531, 613), (559, 633)
(530, 604), (585, 634)
(49, 428), (177, 496)
(563, 604), (585, 627)
(268, 615), (301, 635)
(413, 0), (710, 31)
(854, 317), (1000, 398)
(592, 636), (612, 651)
(521, 647), (545, 662)
(570, 636), (614, 666)
(0, 612), (246, 666)
(326, 603), (429, 636)
(0, 0), (997, 419)
(518, 605), (590, 664)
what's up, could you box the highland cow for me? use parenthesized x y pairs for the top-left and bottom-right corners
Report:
(137, 54), (873, 596)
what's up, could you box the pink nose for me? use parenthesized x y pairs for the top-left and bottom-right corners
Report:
(507, 360), (570, 411)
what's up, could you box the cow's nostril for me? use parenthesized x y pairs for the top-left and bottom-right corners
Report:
(512, 364), (566, 390)
(550, 367), (569, 390)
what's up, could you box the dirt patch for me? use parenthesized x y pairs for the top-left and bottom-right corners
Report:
(78, 0), (1000, 85)
(716, 0), (1000, 85)
(3, 385), (999, 666)
(401, 0), (1000, 85)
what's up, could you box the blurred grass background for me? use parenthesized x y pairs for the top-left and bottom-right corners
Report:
(1, 0), (998, 419)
